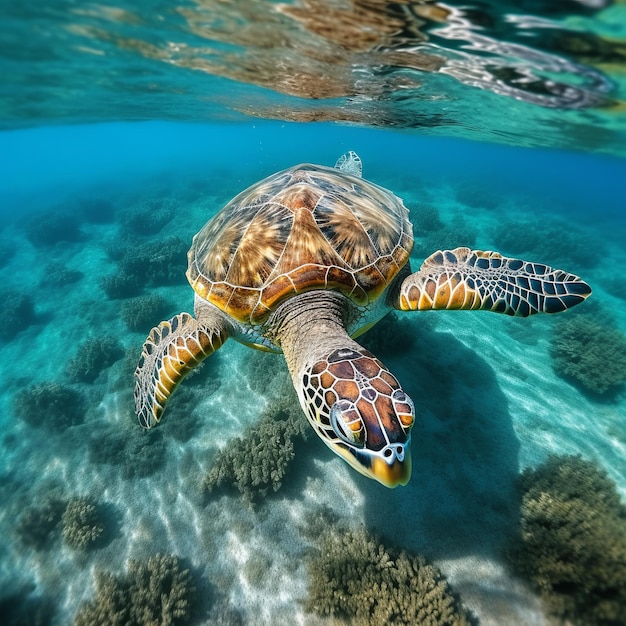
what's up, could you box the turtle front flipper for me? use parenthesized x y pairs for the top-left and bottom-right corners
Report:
(395, 247), (591, 316)
(134, 312), (227, 428)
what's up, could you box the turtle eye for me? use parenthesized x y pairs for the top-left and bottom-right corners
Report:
(330, 400), (365, 448)
(392, 389), (415, 430)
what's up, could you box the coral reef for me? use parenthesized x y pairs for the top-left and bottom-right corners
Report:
(100, 273), (141, 299)
(74, 554), (195, 626)
(549, 313), (626, 396)
(1, 288), (36, 340)
(22, 210), (83, 246)
(121, 294), (172, 332)
(61, 496), (105, 550)
(41, 261), (83, 287)
(118, 237), (188, 287)
(118, 199), (176, 237)
(103, 237), (139, 263)
(491, 217), (601, 268)
(126, 555), (195, 625)
(305, 527), (472, 625)
(15, 496), (66, 549)
(13, 383), (86, 429)
(101, 237), (188, 300)
(15, 493), (107, 553)
(507, 454), (626, 626)
(65, 337), (124, 383)
(412, 201), (444, 232)
(203, 397), (309, 503)
(74, 572), (128, 626)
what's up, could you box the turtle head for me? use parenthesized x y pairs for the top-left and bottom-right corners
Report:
(300, 347), (415, 487)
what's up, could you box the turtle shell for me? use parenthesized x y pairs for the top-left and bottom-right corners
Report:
(186, 163), (413, 324)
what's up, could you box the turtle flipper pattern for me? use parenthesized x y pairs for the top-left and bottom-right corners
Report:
(397, 247), (591, 316)
(134, 312), (226, 428)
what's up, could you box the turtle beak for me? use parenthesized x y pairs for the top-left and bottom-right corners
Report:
(330, 440), (412, 487)
(370, 447), (412, 488)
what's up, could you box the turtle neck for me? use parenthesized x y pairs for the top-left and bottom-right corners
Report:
(268, 290), (363, 380)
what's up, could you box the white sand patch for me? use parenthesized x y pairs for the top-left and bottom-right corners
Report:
(442, 556), (548, 626)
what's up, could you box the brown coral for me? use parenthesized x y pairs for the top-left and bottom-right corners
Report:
(550, 313), (626, 396)
(508, 454), (626, 625)
(202, 397), (309, 503)
(74, 554), (195, 626)
(306, 527), (472, 625)
(62, 497), (104, 550)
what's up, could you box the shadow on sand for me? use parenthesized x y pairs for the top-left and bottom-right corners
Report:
(355, 315), (521, 562)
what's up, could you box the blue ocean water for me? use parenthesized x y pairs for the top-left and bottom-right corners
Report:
(1, 2), (626, 625)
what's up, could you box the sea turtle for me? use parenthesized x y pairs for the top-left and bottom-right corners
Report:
(134, 152), (591, 487)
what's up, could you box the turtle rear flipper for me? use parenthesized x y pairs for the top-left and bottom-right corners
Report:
(334, 151), (362, 177)
(396, 247), (591, 316)
(134, 312), (227, 428)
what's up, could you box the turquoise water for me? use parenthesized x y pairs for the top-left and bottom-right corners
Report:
(1, 2), (626, 625)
